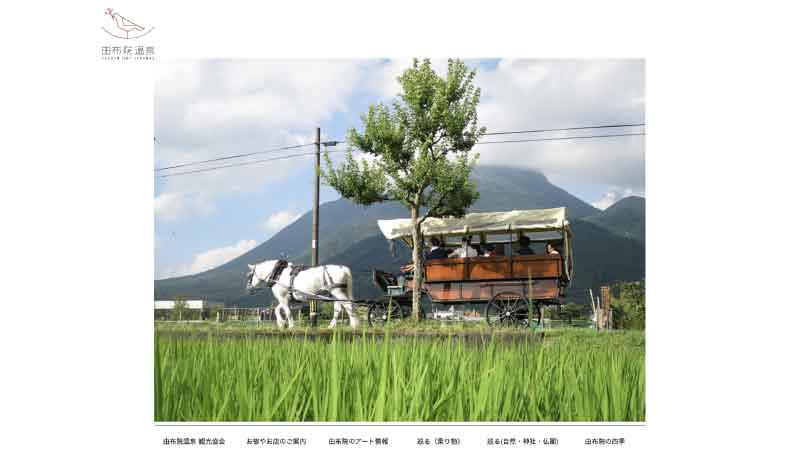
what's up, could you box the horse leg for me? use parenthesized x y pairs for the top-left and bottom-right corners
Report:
(284, 303), (295, 329)
(332, 288), (359, 329)
(274, 305), (284, 328)
(275, 299), (288, 328)
(343, 302), (359, 329)
(328, 301), (341, 328)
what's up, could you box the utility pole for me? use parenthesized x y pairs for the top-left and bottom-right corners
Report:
(309, 127), (321, 327)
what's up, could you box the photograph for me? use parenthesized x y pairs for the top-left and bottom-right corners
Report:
(10, 2), (800, 449)
(153, 58), (646, 423)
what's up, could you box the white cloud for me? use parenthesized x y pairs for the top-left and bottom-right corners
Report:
(473, 59), (645, 189)
(591, 188), (640, 210)
(156, 60), (367, 142)
(262, 210), (301, 235)
(161, 239), (258, 278)
(353, 58), (645, 190)
(155, 59), (645, 222)
(366, 58), (451, 100)
(155, 60), (378, 222)
(154, 191), (215, 222)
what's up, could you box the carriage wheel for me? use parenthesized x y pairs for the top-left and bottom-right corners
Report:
(485, 292), (541, 328)
(368, 301), (404, 326)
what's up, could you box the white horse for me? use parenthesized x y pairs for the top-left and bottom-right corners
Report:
(245, 260), (359, 329)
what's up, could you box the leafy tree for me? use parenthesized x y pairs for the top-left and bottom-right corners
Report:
(611, 281), (645, 329)
(172, 295), (188, 321)
(324, 59), (485, 320)
(319, 301), (334, 321)
(560, 302), (584, 324)
(210, 303), (223, 322)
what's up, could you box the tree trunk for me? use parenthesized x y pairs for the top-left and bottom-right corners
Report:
(410, 206), (424, 321)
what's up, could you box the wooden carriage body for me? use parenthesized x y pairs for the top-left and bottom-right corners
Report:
(424, 254), (565, 304)
(376, 207), (575, 306)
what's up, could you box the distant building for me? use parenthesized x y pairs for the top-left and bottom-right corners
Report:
(154, 299), (207, 310)
(154, 299), (221, 321)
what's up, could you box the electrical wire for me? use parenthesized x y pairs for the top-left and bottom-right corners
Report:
(155, 127), (645, 178)
(154, 123), (643, 173)
(154, 143), (315, 172)
(476, 132), (645, 146)
(157, 149), (348, 178)
(482, 123), (644, 136)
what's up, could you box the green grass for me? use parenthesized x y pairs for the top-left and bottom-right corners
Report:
(155, 327), (644, 422)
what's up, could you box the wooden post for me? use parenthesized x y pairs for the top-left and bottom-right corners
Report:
(309, 127), (320, 327)
(600, 286), (611, 329)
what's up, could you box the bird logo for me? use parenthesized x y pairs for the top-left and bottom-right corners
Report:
(102, 8), (154, 39)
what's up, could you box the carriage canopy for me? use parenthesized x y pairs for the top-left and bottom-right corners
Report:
(377, 207), (572, 242)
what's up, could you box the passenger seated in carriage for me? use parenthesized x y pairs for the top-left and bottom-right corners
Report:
(397, 237), (448, 281)
(449, 235), (478, 258)
(426, 237), (449, 260)
(516, 235), (534, 255)
(546, 242), (561, 256)
(482, 244), (498, 257)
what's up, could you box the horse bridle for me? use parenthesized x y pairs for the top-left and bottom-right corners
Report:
(245, 268), (260, 293)
(246, 260), (289, 294)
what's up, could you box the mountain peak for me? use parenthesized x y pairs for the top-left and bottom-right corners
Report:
(583, 195), (645, 243)
(469, 165), (598, 218)
(606, 195), (644, 211)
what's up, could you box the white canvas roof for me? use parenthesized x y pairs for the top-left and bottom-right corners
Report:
(378, 207), (570, 241)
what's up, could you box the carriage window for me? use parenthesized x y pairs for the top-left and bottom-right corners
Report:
(445, 236), (462, 246)
(522, 231), (563, 241)
(485, 233), (510, 243)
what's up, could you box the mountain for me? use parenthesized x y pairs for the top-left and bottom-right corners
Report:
(583, 196), (645, 243)
(568, 219), (645, 287)
(155, 166), (644, 306)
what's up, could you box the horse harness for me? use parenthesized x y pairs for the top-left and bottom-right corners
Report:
(264, 259), (348, 302)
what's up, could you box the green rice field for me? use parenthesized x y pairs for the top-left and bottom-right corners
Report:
(154, 325), (644, 422)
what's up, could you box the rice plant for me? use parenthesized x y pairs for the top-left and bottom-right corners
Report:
(154, 329), (644, 422)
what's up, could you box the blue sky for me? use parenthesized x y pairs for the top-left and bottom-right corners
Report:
(155, 59), (645, 279)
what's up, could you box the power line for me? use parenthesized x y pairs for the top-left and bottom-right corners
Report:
(156, 132), (643, 178)
(314, 131), (646, 149)
(476, 132), (645, 146)
(154, 124), (643, 173)
(154, 143), (316, 172)
(157, 149), (348, 178)
(482, 123), (644, 136)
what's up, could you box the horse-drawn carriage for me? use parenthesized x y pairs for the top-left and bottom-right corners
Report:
(245, 207), (574, 329)
(368, 207), (575, 327)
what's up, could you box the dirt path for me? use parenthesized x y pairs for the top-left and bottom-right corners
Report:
(155, 326), (550, 343)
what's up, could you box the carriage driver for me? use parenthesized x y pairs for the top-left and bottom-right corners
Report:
(397, 237), (448, 284)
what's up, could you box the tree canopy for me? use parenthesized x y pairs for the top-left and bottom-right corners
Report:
(323, 58), (485, 217)
(323, 58), (486, 320)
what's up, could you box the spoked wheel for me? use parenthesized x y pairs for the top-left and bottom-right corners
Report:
(485, 292), (541, 328)
(368, 300), (405, 326)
